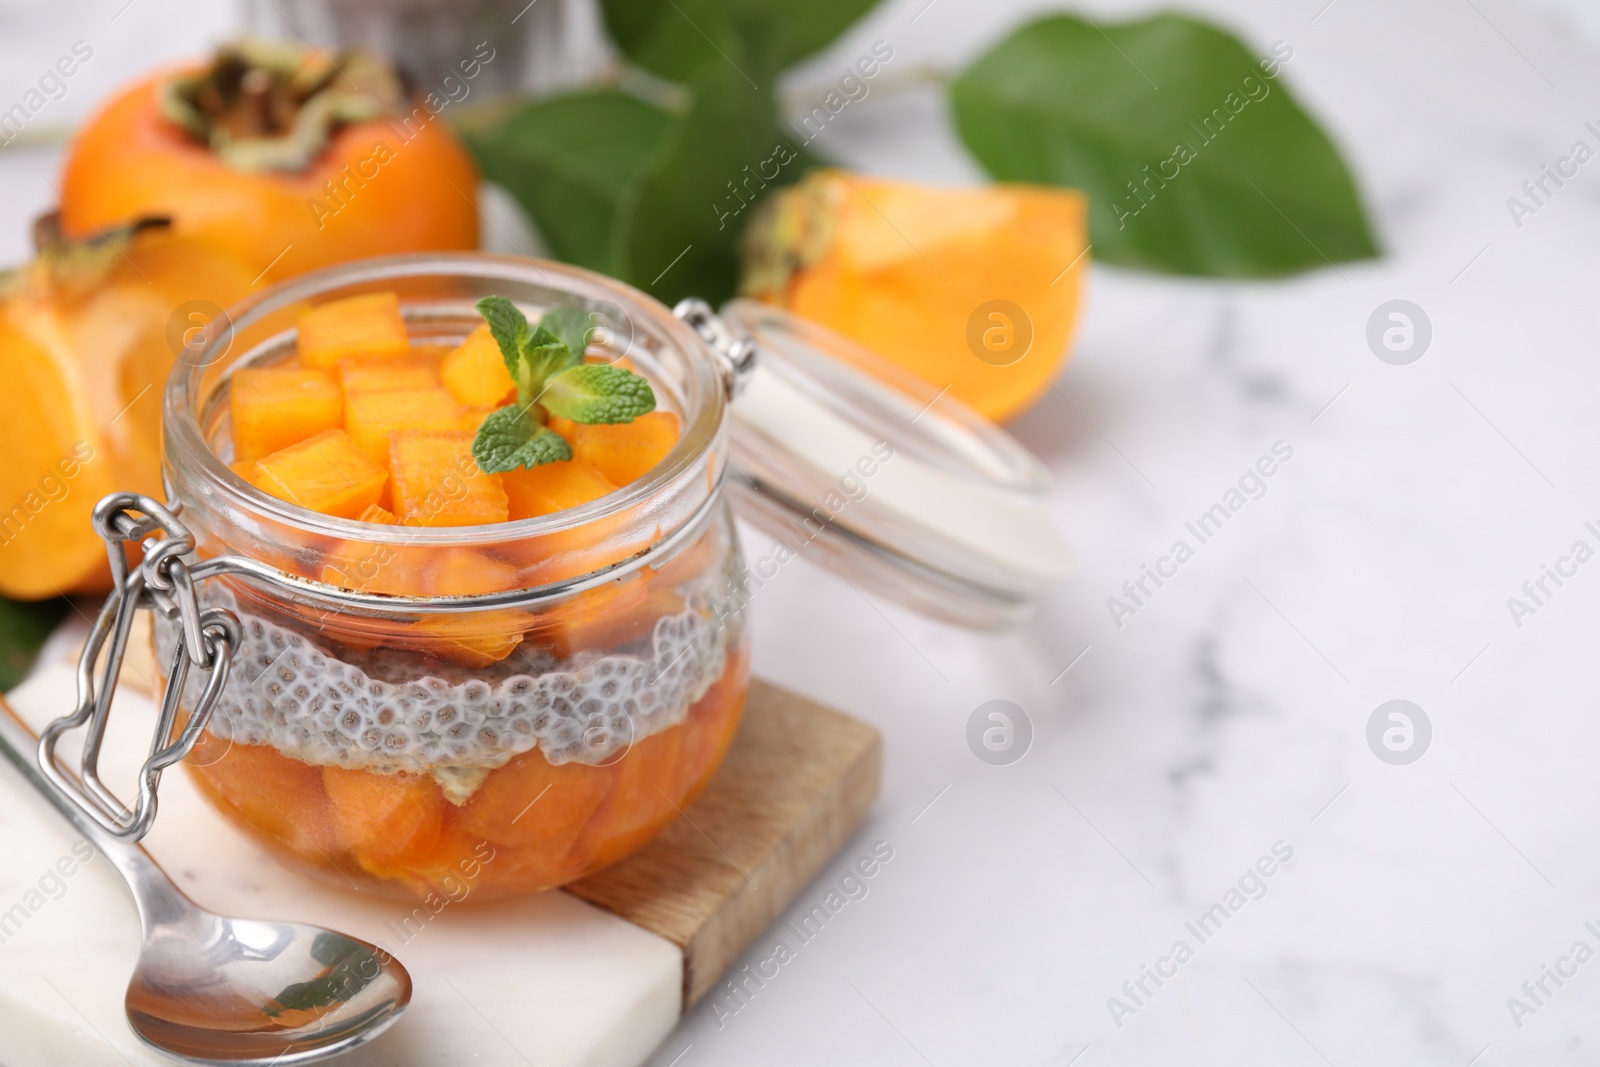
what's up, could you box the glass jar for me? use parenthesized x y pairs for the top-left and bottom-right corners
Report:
(46, 248), (1071, 905)
(155, 254), (748, 901)
(243, 0), (598, 100)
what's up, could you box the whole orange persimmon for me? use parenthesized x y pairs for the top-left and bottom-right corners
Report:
(57, 40), (479, 286)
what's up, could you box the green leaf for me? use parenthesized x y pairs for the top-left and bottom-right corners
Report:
(471, 406), (574, 473)
(951, 14), (1379, 277)
(474, 296), (532, 378)
(619, 19), (807, 305)
(600, 0), (877, 83)
(461, 22), (810, 305)
(541, 364), (657, 424)
(522, 326), (578, 390)
(461, 91), (673, 275)
(540, 306), (597, 362)
(0, 595), (69, 692)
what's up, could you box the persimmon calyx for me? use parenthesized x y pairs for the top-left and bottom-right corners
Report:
(1, 211), (173, 299)
(738, 173), (837, 302)
(158, 38), (405, 174)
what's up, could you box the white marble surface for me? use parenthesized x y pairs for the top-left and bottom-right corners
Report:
(6, 0), (1600, 1065)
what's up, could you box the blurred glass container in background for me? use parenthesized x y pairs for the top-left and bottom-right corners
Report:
(241, 0), (603, 100)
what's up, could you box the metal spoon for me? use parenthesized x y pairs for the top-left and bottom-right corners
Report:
(0, 697), (411, 1065)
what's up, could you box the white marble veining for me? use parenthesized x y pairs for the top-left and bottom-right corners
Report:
(5, 0), (1600, 1064)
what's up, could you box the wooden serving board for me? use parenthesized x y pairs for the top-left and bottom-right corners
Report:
(0, 663), (880, 1067)
(570, 680), (882, 1008)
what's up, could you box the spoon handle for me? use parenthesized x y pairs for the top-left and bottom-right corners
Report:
(0, 692), (196, 927)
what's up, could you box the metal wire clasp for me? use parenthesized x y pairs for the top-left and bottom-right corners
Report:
(674, 298), (757, 401)
(37, 493), (242, 841)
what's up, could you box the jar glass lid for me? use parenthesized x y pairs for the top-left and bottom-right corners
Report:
(718, 299), (1073, 630)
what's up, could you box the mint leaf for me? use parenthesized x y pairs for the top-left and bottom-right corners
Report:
(467, 298), (654, 471)
(475, 296), (533, 377)
(541, 306), (597, 362)
(473, 297), (581, 406)
(523, 325), (578, 388)
(541, 363), (656, 423)
(951, 14), (1378, 276)
(471, 406), (573, 472)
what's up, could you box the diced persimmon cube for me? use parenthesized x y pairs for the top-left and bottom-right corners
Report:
(502, 459), (617, 520)
(318, 541), (395, 603)
(230, 460), (263, 488)
(359, 504), (397, 525)
(344, 387), (461, 467)
(673, 654), (749, 802)
(573, 724), (684, 868)
(322, 766), (443, 863)
(390, 430), (509, 526)
(497, 501), (662, 587)
(440, 324), (516, 408)
(254, 429), (389, 519)
(230, 366), (343, 461)
(188, 740), (337, 858)
(457, 406), (496, 433)
(296, 292), (410, 369)
(550, 411), (680, 487)
(455, 751), (610, 857)
(425, 548), (519, 597)
(407, 613), (526, 667)
(533, 569), (683, 659)
(337, 356), (440, 395)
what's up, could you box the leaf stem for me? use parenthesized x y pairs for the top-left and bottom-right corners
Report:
(779, 64), (950, 117)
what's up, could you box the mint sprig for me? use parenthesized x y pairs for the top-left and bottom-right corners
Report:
(469, 297), (656, 473)
(541, 363), (656, 424)
(540, 305), (597, 362)
(472, 406), (573, 473)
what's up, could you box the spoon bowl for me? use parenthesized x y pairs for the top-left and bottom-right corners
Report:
(125, 915), (410, 1064)
(0, 697), (412, 1065)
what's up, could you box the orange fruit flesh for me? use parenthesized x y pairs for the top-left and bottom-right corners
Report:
(389, 429), (509, 527)
(183, 649), (748, 900)
(439, 323), (514, 407)
(252, 429), (388, 519)
(343, 387), (463, 467)
(230, 366), (343, 462)
(0, 227), (257, 599)
(238, 292), (681, 532)
(743, 168), (1088, 422)
(502, 459), (617, 520)
(549, 412), (680, 487)
(338, 355), (442, 394)
(296, 292), (410, 369)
